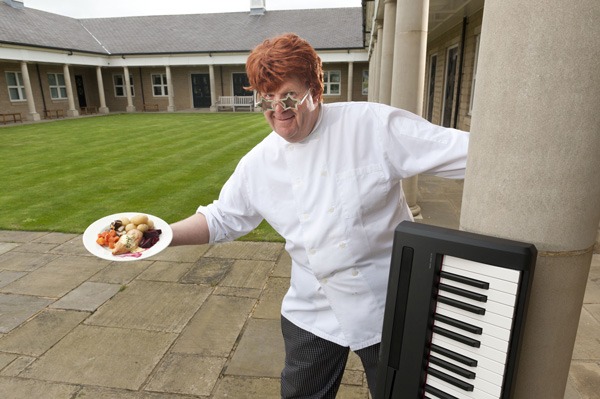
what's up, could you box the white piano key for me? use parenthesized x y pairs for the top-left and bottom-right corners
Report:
(437, 301), (514, 330)
(434, 318), (510, 353)
(426, 374), (499, 399)
(440, 276), (516, 307)
(438, 290), (516, 319)
(435, 306), (512, 341)
(432, 348), (504, 387)
(428, 363), (502, 398)
(443, 256), (521, 283)
(431, 334), (507, 375)
(442, 264), (519, 296)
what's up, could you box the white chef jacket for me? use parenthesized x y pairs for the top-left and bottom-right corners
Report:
(198, 102), (469, 350)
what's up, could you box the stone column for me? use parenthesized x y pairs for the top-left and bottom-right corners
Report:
(209, 64), (217, 112)
(378, 0), (396, 104)
(96, 66), (109, 114)
(371, 22), (383, 102)
(63, 64), (79, 117)
(166, 66), (175, 112)
(460, 1), (600, 397)
(347, 62), (354, 102)
(123, 66), (135, 112)
(20, 61), (40, 121)
(390, 0), (429, 216)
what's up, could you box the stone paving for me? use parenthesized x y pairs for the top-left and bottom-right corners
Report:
(0, 175), (598, 398)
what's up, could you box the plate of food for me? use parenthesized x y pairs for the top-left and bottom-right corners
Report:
(83, 213), (172, 261)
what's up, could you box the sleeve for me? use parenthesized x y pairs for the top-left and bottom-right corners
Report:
(377, 105), (470, 179)
(196, 156), (264, 243)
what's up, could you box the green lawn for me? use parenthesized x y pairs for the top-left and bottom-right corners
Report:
(0, 113), (283, 242)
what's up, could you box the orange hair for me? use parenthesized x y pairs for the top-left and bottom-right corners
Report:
(246, 33), (324, 102)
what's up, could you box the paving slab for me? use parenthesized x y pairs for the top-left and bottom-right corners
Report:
(0, 293), (53, 333)
(75, 386), (192, 398)
(219, 259), (275, 289)
(150, 244), (211, 263)
(0, 251), (59, 272)
(136, 260), (194, 282)
(0, 255), (108, 298)
(0, 309), (88, 356)
(204, 241), (284, 261)
(252, 276), (289, 319)
(0, 242), (19, 255)
(31, 232), (79, 244)
(567, 361), (600, 399)
(21, 324), (176, 390)
(572, 307), (600, 359)
(0, 231), (47, 243)
(86, 280), (211, 333)
(50, 281), (121, 311)
(144, 353), (226, 396)
(0, 270), (26, 288)
(87, 260), (153, 284)
(226, 318), (285, 378)
(171, 294), (256, 356)
(212, 376), (281, 399)
(0, 376), (79, 399)
(181, 257), (234, 285)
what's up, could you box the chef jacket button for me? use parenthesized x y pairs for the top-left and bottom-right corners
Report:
(309, 248), (316, 255)
(321, 170), (328, 176)
(328, 206), (335, 213)
(322, 278), (328, 284)
(287, 144), (294, 151)
(301, 213), (310, 221)
(339, 241), (347, 249)
(352, 269), (359, 276)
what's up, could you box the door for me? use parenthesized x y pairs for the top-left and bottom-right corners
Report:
(75, 75), (87, 108)
(232, 72), (252, 96)
(191, 74), (211, 108)
(442, 46), (459, 127)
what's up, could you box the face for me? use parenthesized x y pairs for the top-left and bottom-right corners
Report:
(258, 77), (320, 143)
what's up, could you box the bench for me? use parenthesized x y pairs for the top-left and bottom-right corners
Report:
(80, 106), (98, 115)
(143, 103), (159, 112)
(1, 113), (22, 124)
(44, 109), (65, 119)
(216, 96), (254, 112)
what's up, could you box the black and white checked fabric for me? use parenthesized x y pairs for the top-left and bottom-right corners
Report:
(280, 316), (380, 398)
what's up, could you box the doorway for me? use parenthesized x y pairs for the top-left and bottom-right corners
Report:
(191, 74), (211, 108)
(75, 75), (87, 108)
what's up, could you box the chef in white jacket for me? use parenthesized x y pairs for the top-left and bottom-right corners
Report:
(170, 33), (469, 398)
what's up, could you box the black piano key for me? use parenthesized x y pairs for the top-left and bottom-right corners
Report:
(434, 313), (483, 335)
(425, 384), (459, 399)
(428, 367), (475, 392)
(429, 355), (476, 379)
(439, 282), (488, 302)
(430, 344), (478, 367)
(433, 326), (481, 348)
(437, 295), (486, 315)
(440, 270), (489, 289)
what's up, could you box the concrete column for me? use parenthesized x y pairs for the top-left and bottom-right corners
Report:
(209, 64), (217, 112)
(378, 0), (396, 104)
(63, 64), (79, 117)
(390, 0), (429, 217)
(123, 66), (135, 112)
(373, 22), (384, 102)
(166, 66), (175, 112)
(19, 61), (40, 121)
(96, 66), (109, 114)
(460, 1), (600, 397)
(347, 62), (354, 102)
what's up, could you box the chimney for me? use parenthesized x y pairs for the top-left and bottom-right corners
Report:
(250, 0), (266, 15)
(4, 0), (24, 9)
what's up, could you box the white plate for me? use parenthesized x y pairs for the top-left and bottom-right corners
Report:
(83, 213), (172, 262)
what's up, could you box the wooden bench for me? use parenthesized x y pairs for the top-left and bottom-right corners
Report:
(216, 96), (254, 112)
(80, 106), (98, 115)
(143, 103), (159, 112)
(1, 113), (22, 124)
(44, 109), (65, 119)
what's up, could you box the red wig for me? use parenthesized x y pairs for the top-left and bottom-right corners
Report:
(246, 33), (324, 102)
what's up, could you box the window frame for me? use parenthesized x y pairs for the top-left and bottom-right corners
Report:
(5, 71), (27, 101)
(151, 73), (168, 97)
(48, 72), (68, 100)
(323, 70), (342, 96)
(113, 73), (135, 97)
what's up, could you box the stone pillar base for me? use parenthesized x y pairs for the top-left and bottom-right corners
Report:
(126, 105), (136, 112)
(67, 110), (79, 117)
(28, 112), (41, 122)
(167, 106), (176, 112)
(99, 107), (109, 114)
(410, 204), (422, 217)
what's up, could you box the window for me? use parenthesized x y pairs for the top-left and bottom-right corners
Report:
(323, 70), (341, 95)
(48, 73), (67, 100)
(152, 73), (168, 96)
(362, 70), (369, 96)
(113, 74), (135, 97)
(426, 54), (437, 122)
(469, 34), (481, 115)
(5, 71), (26, 101)
(232, 72), (252, 96)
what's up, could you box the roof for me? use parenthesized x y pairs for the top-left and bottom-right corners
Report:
(0, 3), (364, 55)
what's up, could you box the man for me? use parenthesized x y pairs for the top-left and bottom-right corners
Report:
(170, 33), (469, 398)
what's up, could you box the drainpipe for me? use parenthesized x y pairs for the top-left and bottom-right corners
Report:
(35, 63), (47, 113)
(453, 16), (467, 129)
